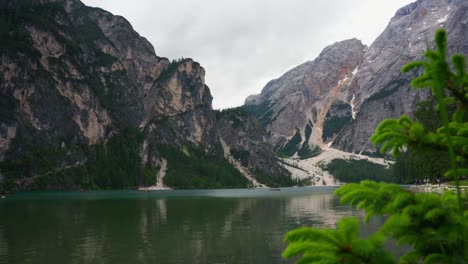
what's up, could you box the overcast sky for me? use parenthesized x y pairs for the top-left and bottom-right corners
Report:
(82, 0), (414, 109)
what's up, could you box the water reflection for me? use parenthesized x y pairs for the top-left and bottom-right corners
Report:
(0, 228), (7, 264)
(0, 189), (380, 264)
(285, 194), (363, 228)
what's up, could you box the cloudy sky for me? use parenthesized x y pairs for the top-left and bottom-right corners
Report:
(82, 0), (414, 109)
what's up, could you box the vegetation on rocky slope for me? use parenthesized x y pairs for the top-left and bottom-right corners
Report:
(215, 107), (297, 187)
(0, 1), (298, 191)
(158, 144), (249, 189)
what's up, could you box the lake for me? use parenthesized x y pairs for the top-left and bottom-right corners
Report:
(0, 187), (388, 264)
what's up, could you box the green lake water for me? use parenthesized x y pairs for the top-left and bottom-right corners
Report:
(0, 187), (387, 264)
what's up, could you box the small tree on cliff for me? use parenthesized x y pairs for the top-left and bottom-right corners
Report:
(283, 29), (468, 263)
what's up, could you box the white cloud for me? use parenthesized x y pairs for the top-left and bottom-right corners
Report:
(82, 0), (415, 109)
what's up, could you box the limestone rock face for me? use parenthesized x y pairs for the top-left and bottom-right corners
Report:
(244, 39), (366, 154)
(333, 0), (468, 153)
(244, 0), (467, 155)
(0, 0), (290, 189)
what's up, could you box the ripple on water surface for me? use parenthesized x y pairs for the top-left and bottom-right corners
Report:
(0, 187), (372, 264)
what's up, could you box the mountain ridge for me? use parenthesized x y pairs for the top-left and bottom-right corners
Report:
(244, 0), (467, 155)
(332, 0), (467, 152)
(244, 38), (366, 153)
(0, 0), (292, 190)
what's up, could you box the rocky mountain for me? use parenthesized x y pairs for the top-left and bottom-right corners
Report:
(245, 0), (467, 155)
(0, 0), (291, 190)
(333, 0), (467, 153)
(215, 108), (294, 187)
(244, 39), (366, 155)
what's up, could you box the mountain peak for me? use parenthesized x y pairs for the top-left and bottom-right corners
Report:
(394, 0), (420, 17)
(243, 0), (467, 155)
(332, 0), (467, 153)
(319, 38), (366, 57)
(243, 35), (366, 150)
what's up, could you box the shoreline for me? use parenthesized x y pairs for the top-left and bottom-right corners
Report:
(2, 185), (341, 194)
(409, 184), (468, 193)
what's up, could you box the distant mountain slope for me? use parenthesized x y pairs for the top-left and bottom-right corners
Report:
(244, 0), (467, 155)
(0, 0), (291, 190)
(244, 39), (366, 155)
(333, 0), (468, 153)
(215, 108), (293, 187)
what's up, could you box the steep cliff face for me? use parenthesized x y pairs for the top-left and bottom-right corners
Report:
(0, 0), (169, 148)
(244, 39), (366, 155)
(333, 0), (468, 153)
(0, 0), (290, 189)
(244, 0), (467, 155)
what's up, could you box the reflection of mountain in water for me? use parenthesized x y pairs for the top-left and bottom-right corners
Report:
(0, 190), (383, 264)
(285, 193), (364, 228)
